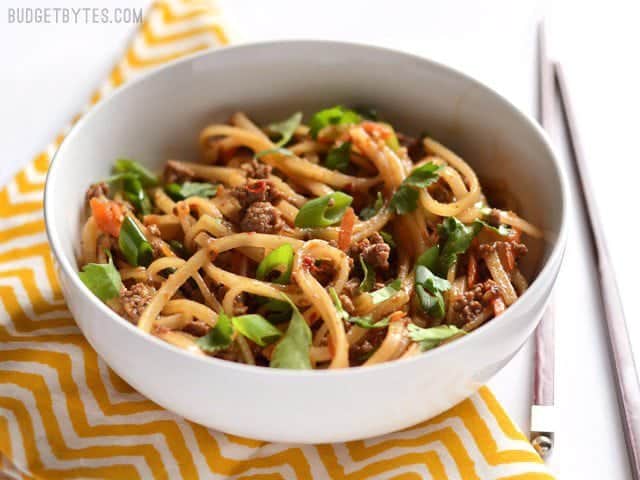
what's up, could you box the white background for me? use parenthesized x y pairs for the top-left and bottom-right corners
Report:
(1, 1), (639, 478)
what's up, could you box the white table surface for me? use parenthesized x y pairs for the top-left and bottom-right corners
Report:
(1, 1), (639, 478)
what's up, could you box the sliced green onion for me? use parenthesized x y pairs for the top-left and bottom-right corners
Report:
(164, 181), (217, 201)
(231, 314), (282, 347)
(267, 112), (302, 147)
(359, 192), (384, 220)
(122, 174), (152, 215)
(78, 251), (122, 301)
(294, 192), (353, 228)
(113, 158), (158, 187)
(308, 106), (361, 138)
(196, 313), (233, 353)
(328, 287), (349, 321)
(118, 216), (153, 267)
(347, 315), (390, 329)
(256, 244), (294, 284)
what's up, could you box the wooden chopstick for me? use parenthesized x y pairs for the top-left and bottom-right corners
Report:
(555, 62), (640, 479)
(529, 20), (556, 459)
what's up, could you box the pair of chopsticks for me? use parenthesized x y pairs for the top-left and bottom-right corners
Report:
(532, 22), (640, 477)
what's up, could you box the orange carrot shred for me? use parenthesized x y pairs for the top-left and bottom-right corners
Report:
(89, 197), (123, 237)
(337, 207), (356, 251)
(467, 252), (477, 288)
(388, 311), (407, 323)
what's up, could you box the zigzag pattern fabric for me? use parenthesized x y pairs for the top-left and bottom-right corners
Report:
(0, 1), (555, 478)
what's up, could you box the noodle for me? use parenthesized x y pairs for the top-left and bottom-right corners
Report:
(78, 108), (542, 369)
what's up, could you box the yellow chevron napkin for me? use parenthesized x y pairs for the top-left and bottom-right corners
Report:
(0, 1), (555, 478)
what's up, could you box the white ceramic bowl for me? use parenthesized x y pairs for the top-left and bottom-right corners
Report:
(44, 41), (567, 443)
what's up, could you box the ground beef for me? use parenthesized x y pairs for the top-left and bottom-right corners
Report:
(182, 320), (210, 337)
(163, 160), (195, 184)
(231, 180), (282, 209)
(85, 182), (110, 202)
(349, 233), (390, 270)
(451, 279), (500, 326)
(349, 328), (387, 364)
(120, 283), (156, 323)
(428, 179), (454, 203)
(309, 259), (336, 285)
(239, 202), (284, 234)
(241, 158), (272, 179)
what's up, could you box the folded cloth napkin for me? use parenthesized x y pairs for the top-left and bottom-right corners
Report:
(0, 1), (555, 478)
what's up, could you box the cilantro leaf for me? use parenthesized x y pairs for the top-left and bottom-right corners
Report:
(359, 256), (376, 293)
(390, 162), (442, 214)
(270, 296), (312, 369)
(165, 182), (217, 201)
(475, 219), (512, 236)
(389, 185), (419, 215)
(415, 264), (450, 319)
(437, 217), (481, 276)
(416, 246), (439, 271)
(408, 324), (465, 351)
(415, 265), (451, 293)
(309, 106), (361, 138)
(369, 278), (401, 304)
(267, 112), (302, 147)
(196, 312), (233, 353)
(325, 142), (352, 172)
(231, 314), (282, 347)
(347, 315), (390, 329)
(78, 251), (122, 302)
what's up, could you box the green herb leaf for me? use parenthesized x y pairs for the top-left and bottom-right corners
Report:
(403, 162), (442, 188)
(165, 182), (217, 201)
(408, 324), (465, 351)
(416, 246), (439, 271)
(122, 174), (152, 215)
(270, 295), (312, 369)
(380, 231), (396, 248)
(255, 148), (294, 159)
(359, 192), (384, 220)
(113, 158), (158, 187)
(389, 184), (419, 214)
(196, 313), (233, 353)
(415, 265), (451, 293)
(359, 256), (375, 293)
(262, 298), (293, 324)
(256, 244), (294, 285)
(369, 278), (402, 304)
(328, 287), (349, 321)
(308, 106), (361, 138)
(294, 192), (353, 228)
(231, 314), (282, 347)
(118, 216), (153, 267)
(475, 219), (512, 236)
(437, 217), (482, 276)
(347, 315), (390, 329)
(78, 251), (122, 302)
(267, 112), (302, 147)
(325, 142), (352, 172)
(416, 285), (445, 318)
(390, 162), (442, 215)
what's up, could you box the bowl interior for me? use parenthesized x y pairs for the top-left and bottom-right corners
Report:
(47, 40), (564, 324)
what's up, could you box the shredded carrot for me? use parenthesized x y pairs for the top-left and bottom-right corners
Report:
(388, 311), (407, 323)
(497, 243), (515, 272)
(492, 296), (506, 316)
(337, 207), (356, 251)
(467, 252), (477, 288)
(89, 197), (123, 237)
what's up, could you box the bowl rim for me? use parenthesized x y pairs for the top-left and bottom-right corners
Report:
(44, 39), (569, 378)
